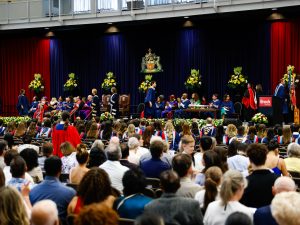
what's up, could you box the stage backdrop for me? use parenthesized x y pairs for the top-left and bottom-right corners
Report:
(3, 19), (300, 115)
(0, 38), (50, 115)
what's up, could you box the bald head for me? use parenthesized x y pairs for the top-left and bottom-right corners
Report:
(273, 176), (296, 194)
(31, 200), (59, 225)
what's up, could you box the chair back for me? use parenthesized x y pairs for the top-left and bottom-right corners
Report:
(102, 95), (111, 107)
(234, 102), (242, 115)
(59, 174), (69, 183)
(66, 183), (78, 191)
(146, 177), (161, 189)
(119, 218), (135, 225)
(119, 94), (130, 116)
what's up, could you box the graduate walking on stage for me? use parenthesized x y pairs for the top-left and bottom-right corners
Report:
(144, 81), (156, 118)
(109, 87), (119, 118)
(17, 89), (30, 116)
(242, 83), (257, 122)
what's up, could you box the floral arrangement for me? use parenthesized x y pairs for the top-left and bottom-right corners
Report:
(100, 112), (114, 122)
(184, 69), (201, 90)
(0, 116), (31, 125)
(251, 113), (268, 124)
(139, 74), (153, 93)
(282, 65), (299, 87)
(228, 67), (247, 89)
(173, 118), (223, 128)
(28, 73), (44, 93)
(101, 72), (117, 92)
(64, 73), (78, 92)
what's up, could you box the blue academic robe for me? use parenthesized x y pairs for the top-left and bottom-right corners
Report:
(174, 99), (191, 118)
(155, 101), (165, 118)
(29, 100), (39, 116)
(274, 84), (288, 114)
(210, 99), (221, 109)
(144, 88), (156, 118)
(17, 95), (29, 116)
(220, 101), (235, 115)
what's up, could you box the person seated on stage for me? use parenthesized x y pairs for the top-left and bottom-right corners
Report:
(28, 96), (39, 117)
(79, 97), (92, 120)
(56, 96), (64, 111)
(220, 94), (235, 119)
(201, 118), (216, 137)
(161, 95), (178, 118)
(49, 97), (58, 111)
(86, 95), (93, 107)
(190, 93), (201, 105)
(155, 95), (165, 118)
(34, 97), (49, 122)
(209, 93), (221, 109)
(63, 96), (73, 113)
(201, 96), (208, 105)
(174, 93), (191, 118)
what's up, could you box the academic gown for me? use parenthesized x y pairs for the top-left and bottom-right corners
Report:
(144, 88), (156, 118)
(17, 95), (30, 116)
(274, 84), (288, 114)
(92, 95), (100, 117)
(155, 101), (165, 118)
(52, 123), (81, 158)
(109, 93), (119, 118)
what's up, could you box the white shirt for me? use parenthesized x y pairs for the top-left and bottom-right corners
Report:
(61, 152), (78, 174)
(18, 144), (39, 154)
(128, 147), (148, 165)
(194, 152), (204, 171)
(99, 160), (129, 193)
(227, 155), (250, 177)
(204, 200), (256, 225)
(3, 166), (34, 185)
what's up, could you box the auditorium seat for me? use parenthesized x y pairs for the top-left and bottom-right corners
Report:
(119, 218), (135, 225)
(146, 177), (161, 190)
(119, 94), (130, 117)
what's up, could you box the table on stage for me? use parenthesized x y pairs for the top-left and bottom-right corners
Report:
(183, 106), (219, 119)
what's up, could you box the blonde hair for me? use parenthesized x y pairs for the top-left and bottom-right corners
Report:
(179, 135), (195, 152)
(0, 186), (29, 225)
(87, 122), (99, 139)
(60, 141), (75, 156)
(220, 170), (246, 206)
(271, 192), (300, 225)
(14, 122), (27, 137)
(225, 124), (237, 138)
(164, 121), (174, 141)
(182, 123), (192, 136)
(127, 124), (136, 136)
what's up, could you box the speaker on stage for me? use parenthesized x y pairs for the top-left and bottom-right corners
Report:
(258, 96), (283, 125)
(223, 118), (242, 127)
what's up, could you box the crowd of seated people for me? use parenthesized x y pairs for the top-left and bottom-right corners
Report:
(2, 114), (300, 225)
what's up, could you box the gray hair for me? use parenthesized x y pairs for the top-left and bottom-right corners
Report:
(287, 143), (300, 158)
(271, 192), (300, 225)
(128, 137), (140, 149)
(31, 200), (59, 225)
(150, 136), (163, 144)
(105, 144), (122, 161)
(91, 140), (104, 151)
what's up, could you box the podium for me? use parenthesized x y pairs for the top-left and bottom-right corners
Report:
(258, 96), (283, 125)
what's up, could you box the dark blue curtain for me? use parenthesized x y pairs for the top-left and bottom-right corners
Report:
(50, 21), (270, 107)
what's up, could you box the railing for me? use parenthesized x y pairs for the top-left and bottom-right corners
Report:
(0, 0), (297, 26)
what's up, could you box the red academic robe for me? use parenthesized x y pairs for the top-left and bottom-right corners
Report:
(52, 123), (81, 158)
(242, 87), (257, 110)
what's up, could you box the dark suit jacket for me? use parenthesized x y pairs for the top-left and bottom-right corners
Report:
(240, 169), (278, 208)
(254, 205), (278, 225)
(144, 193), (203, 225)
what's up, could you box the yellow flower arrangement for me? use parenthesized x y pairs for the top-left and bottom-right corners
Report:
(64, 73), (78, 92)
(228, 67), (247, 89)
(282, 65), (298, 87)
(101, 72), (117, 92)
(28, 73), (44, 93)
(139, 74), (152, 93)
(184, 69), (201, 90)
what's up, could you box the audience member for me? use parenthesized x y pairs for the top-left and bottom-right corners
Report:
(172, 153), (202, 198)
(4, 133), (18, 150)
(204, 170), (255, 225)
(74, 203), (119, 225)
(240, 144), (278, 208)
(30, 156), (76, 221)
(194, 166), (222, 211)
(115, 168), (152, 219)
(88, 146), (106, 168)
(120, 142), (139, 170)
(265, 140), (289, 176)
(99, 144), (129, 192)
(69, 143), (89, 184)
(0, 167), (5, 187)
(60, 141), (78, 174)
(38, 142), (53, 171)
(18, 135), (39, 153)
(140, 139), (171, 178)
(20, 148), (43, 183)
(284, 143), (300, 173)
(271, 192), (300, 225)
(254, 176), (296, 225)
(0, 140), (7, 169)
(128, 137), (144, 165)
(68, 167), (115, 214)
(144, 170), (204, 225)
(31, 200), (59, 225)
(227, 142), (250, 176)
(201, 118), (216, 137)
(225, 212), (253, 225)
(0, 186), (30, 225)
